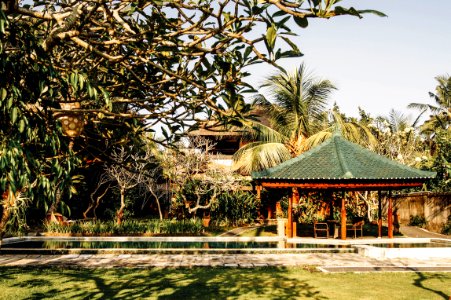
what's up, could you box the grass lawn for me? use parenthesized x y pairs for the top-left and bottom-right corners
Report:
(0, 267), (449, 299)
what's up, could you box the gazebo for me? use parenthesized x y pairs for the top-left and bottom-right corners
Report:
(252, 133), (436, 239)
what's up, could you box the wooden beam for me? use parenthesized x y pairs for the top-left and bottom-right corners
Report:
(378, 191), (382, 238)
(258, 181), (424, 190)
(341, 194), (346, 240)
(388, 191), (393, 239)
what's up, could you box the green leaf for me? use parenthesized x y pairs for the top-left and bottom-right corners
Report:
(244, 46), (252, 60)
(0, 88), (6, 101)
(358, 9), (387, 17)
(272, 10), (288, 18)
(18, 119), (25, 133)
(11, 107), (18, 124)
(265, 24), (277, 51)
(79, 73), (85, 90)
(6, 96), (13, 109)
(334, 6), (362, 18)
(293, 16), (308, 28)
(281, 36), (300, 53)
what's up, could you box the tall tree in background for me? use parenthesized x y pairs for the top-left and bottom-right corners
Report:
(233, 64), (375, 174)
(409, 75), (451, 138)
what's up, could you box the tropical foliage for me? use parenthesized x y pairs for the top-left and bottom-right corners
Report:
(233, 64), (375, 174)
(0, 1), (383, 235)
(409, 75), (450, 137)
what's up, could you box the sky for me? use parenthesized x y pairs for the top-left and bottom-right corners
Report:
(246, 0), (451, 120)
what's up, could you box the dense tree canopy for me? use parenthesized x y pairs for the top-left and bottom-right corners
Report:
(0, 0), (384, 234)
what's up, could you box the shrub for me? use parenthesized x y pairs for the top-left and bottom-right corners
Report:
(211, 190), (259, 226)
(442, 215), (451, 235)
(408, 215), (427, 228)
(44, 219), (204, 235)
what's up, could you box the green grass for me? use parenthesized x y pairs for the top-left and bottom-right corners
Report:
(0, 267), (449, 299)
(239, 225), (278, 237)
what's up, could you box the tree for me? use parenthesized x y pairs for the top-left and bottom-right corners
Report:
(1, 1), (385, 141)
(162, 137), (245, 218)
(103, 147), (147, 224)
(409, 74), (451, 138)
(369, 109), (426, 166)
(233, 64), (375, 174)
(1, 1), (384, 233)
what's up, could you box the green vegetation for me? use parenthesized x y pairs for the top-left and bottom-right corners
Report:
(233, 63), (375, 174)
(44, 219), (205, 236)
(409, 215), (427, 228)
(0, 0), (384, 236)
(442, 215), (451, 235)
(0, 0), (447, 236)
(239, 225), (278, 237)
(0, 267), (449, 300)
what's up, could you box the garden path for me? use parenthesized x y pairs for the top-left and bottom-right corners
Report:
(0, 253), (450, 272)
(400, 226), (449, 239)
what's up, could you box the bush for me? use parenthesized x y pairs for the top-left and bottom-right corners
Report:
(408, 215), (427, 228)
(44, 219), (204, 236)
(442, 215), (451, 235)
(211, 190), (259, 226)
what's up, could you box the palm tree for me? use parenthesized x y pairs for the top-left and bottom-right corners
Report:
(408, 74), (451, 137)
(233, 64), (375, 174)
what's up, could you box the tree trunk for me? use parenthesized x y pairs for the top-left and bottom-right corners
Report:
(84, 183), (109, 219)
(116, 189), (126, 225)
(46, 189), (62, 216)
(149, 190), (163, 221)
(156, 198), (163, 221)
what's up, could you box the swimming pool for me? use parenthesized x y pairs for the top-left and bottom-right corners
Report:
(1, 236), (449, 257)
(0, 236), (355, 254)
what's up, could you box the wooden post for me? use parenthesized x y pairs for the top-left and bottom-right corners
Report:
(293, 188), (299, 205)
(378, 191), (382, 238)
(267, 205), (273, 219)
(255, 185), (266, 220)
(287, 190), (293, 238)
(292, 188), (299, 237)
(340, 193), (346, 240)
(328, 192), (334, 220)
(388, 190), (393, 239)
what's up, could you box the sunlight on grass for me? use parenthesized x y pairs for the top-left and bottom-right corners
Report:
(0, 267), (449, 299)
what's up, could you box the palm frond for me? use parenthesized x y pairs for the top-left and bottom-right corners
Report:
(244, 121), (287, 143)
(232, 142), (291, 175)
(302, 131), (332, 151)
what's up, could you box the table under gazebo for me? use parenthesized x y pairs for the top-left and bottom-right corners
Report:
(252, 133), (436, 239)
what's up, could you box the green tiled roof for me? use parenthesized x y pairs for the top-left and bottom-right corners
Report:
(252, 134), (436, 181)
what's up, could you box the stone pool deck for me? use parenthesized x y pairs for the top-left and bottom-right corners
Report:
(0, 253), (450, 273)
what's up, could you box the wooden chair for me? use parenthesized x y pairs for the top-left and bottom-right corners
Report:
(346, 220), (364, 238)
(314, 221), (329, 238)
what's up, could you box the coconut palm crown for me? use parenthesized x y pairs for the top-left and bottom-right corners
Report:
(233, 64), (375, 175)
(408, 74), (451, 137)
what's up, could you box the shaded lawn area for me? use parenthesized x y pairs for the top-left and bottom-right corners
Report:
(0, 267), (449, 299)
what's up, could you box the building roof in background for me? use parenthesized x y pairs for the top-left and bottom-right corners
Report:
(188, 106), (271, 137)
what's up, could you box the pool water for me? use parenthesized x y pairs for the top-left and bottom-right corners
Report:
(1, 240), (353, 250)
(3, 241), (280, 249)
